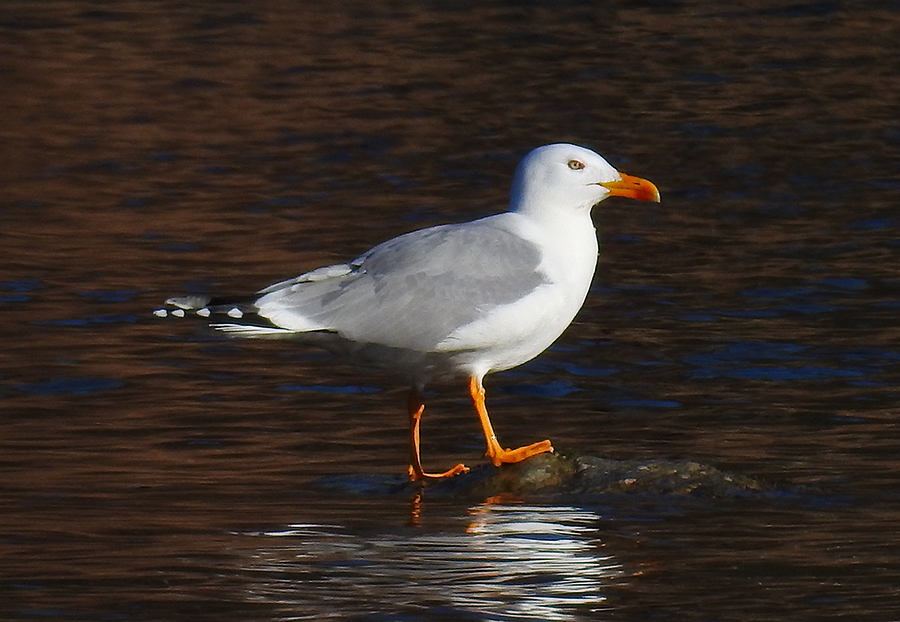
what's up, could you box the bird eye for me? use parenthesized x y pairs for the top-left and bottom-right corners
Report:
(568, 160), (585, 170)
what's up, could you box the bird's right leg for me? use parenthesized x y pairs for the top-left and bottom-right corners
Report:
(469, 375), (553, 467)
(407, 388), (469, 481)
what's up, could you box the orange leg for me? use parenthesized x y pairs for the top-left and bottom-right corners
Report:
(407, 389), (469, 481)
(469, 375), (553, 467)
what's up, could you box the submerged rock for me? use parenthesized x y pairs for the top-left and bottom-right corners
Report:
(315, 450), (764, 499)
(433, 451), (763, 498)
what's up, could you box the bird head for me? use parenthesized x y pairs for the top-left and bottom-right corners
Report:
(509, 143), (660, 216)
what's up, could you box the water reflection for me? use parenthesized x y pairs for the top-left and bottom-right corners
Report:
(241, 503), (621, 621)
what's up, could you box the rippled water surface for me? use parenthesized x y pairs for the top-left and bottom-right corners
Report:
(2, 1), (899, 620)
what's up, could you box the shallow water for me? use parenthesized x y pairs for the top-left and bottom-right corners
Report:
(2, 1), (900, 620)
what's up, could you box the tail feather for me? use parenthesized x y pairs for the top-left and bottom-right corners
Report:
(208, 322), (297, 337)
(155, 295), (296, 337)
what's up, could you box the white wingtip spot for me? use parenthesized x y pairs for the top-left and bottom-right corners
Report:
(197, 308), (211, 318)
(153, 309), (168, 318)
(227, 308), (244, 319)
(172, 309), (185, 318)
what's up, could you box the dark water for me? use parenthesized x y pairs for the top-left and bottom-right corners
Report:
(2, 1), (900, 620)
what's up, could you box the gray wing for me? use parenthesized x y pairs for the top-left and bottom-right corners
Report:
(255, 216), (548, 351)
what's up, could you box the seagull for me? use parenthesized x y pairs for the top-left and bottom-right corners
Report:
(157, 143), (660, 481)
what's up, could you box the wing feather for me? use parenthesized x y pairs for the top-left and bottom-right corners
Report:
(255, 215), (549, 351)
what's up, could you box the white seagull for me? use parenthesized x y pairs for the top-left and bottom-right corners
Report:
(158, 143), (660, 480)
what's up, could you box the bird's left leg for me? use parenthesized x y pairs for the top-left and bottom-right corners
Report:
(469, 375), (553, 467)
(407, 388), (469, 481)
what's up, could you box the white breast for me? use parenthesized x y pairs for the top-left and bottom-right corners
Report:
(435, 210), (599, 377)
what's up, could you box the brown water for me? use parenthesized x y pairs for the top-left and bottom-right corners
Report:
(2, 1), (900, 620)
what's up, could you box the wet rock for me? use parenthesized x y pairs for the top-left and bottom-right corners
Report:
(314, 450), (764, 499)
(429, 451), (763, 498)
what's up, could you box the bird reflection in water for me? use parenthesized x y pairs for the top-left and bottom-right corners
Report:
(460, 501), (624, 620)
(241, 502), (624, 621)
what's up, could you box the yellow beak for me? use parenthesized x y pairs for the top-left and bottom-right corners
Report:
(599, 173), (661, 203)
